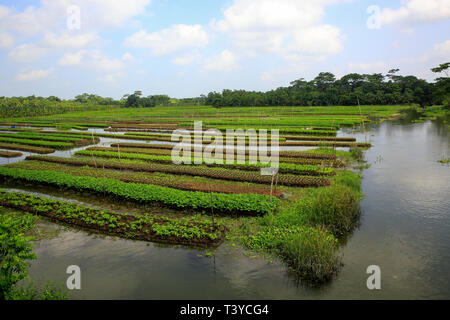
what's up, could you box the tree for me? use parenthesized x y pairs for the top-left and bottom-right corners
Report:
(0, 214), (36, 299)
(431, 62), (450, 108)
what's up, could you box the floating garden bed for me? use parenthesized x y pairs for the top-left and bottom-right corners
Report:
(0, 190), (225, 247)
(24, 155), (331, 187)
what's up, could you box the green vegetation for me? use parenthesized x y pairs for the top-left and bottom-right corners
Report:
(0, 167), (279, 215)
(8, 160), (282, 197)
(0, 211), (67, 300)
(243, 226), (339, 282)
(0, 191), (225, 247)
(0, 96), (118, 118)
(88, 146), (342, 167)
(75, 149), (335, 176)
(0, 143), (54, 154)
(0, 136), (74, 149)
(24, 155), (331, 187)
(228, 170), (362, 282)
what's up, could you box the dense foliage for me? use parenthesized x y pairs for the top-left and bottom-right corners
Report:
(122, 91), (171, 108)
(204, 68), (448, 108)
(0, 191), (225, 246)
(0, 213), (36, 299)
(0, 96), (117, 118)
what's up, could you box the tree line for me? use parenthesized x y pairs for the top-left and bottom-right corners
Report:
(204, 63), (450, 108)
(0, 95), (117, 118)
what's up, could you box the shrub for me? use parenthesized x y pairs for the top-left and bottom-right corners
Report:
(301, 185), (360, 236)
(244, 226), (340, 282)
(0, 214), (36, 299)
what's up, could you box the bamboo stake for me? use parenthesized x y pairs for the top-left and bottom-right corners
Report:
(270, 173), (275, 200)
(357, 95), (367, 142)
(102, 163), (106, 197)
(209, 184), (215, 229)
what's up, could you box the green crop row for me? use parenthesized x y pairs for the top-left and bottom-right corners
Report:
(90, 147), (342, 167)
(76, 149), (335, 175)
(10, 160), (282, 197)
(280, 141), (372, 148)
(110, 143), (338, 160)
(0, 191), (225, 246)
(25, 155), (331, 187)
(0, 136), (74, 149)
(190, 127), (338, 136)
(0, 133), (85, 143)
(0, 143), (55, 154)
(0, 167), (279, 215)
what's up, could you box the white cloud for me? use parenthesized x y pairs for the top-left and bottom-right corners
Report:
(8, 44), (48, 63)
(58, 49), (129, 71)
(124, 24), (209, 55)
(98, 72), (125, 84)
(58, 50), (86, 66)
(0, 32), (14, 49)
(417, 39), (450, 63)
(82, 0), (150, 29)
(213, 0), (343, 60)
(432, 39), (450, 57)
(0, 0), (150, 36)
(204, 50), (238, 71)
(88, 50), (125, 72)
(122, 52), (134, 62)
(42, 31), (98, 48)
(172, 53), (200, 66)
(15, 67), (54, 81)
(380, 0), (450, 27)
(261, 72), (274, 81)
(347, 61), (388, 73)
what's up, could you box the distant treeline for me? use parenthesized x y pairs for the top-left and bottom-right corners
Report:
(204, 66), (450, 108)
(121, 91), (171, 108)
(0, 95), (118, 118)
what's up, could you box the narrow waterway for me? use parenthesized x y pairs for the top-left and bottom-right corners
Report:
(3, 117), (450, 299)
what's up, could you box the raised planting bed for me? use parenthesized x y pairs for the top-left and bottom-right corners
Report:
(180, 127), (338, 136)
(10, 160), (283, 197)
(0, 132), (99, 144)
(0, 136), (75, 149)
(0, 150), (23, 158)
(110, 123), (179, 130)
(0, 167), (280, 215)
(25, 155), (331, 187)
(211, 127), (338, 136)
(111, 143), (338, 160)
(91, 147), (343, 167)
(76, 149), (335, 176)
(0, 143), (55, 154)
(0, 191), (225, 247)
(280, 141), (372, 148)
(284, 136), (356, 142)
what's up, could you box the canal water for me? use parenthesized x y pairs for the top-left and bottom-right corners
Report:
(3, 117), (450, 299)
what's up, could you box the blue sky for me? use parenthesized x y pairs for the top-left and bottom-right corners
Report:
(0, 0), (449, 99)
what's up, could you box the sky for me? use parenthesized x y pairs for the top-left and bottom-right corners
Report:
(0, 0), (449, 99)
